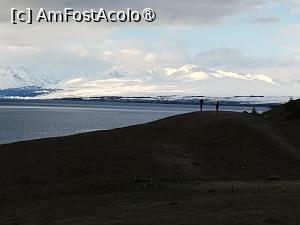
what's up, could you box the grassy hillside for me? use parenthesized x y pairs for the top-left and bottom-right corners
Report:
(1, 111), (300, 199)
(0, 104), (300, 225)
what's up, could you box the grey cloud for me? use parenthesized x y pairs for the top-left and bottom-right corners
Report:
(193, 47), (300, 80)
(194, 47), (299, 69)
(246, 16), (279, 24)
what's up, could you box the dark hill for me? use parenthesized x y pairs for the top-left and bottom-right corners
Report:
(0, 110), (300, 202)
(264, 98), (300, 120)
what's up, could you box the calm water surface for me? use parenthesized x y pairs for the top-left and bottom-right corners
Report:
(0, 100), (269, 144)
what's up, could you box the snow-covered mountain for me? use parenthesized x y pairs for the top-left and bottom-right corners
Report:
(48, 64), (299, 98)
(0, 66), (60, 89)
(0, 64), (299, 98)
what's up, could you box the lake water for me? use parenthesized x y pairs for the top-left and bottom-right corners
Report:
(0, 100), (269, 144)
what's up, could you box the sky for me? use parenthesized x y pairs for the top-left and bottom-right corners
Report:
(1, 0), (300, 81)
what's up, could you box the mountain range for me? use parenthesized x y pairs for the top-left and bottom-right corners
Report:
(0, 64), (299, 99)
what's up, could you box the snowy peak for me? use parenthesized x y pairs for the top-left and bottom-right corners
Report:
(0, 66), (60, 89)
(178, 64), (199, 73)
(162, 64), (277, 85)
(0, 66), (27, 88)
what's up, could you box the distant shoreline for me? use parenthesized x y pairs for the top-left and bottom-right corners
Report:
(0, 96), (285, 108)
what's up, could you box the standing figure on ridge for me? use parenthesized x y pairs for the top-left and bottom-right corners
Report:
(200, 99), (204, 112)
(216, 101), (220, 114)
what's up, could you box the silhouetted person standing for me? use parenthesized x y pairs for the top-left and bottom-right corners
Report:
(216, 101), (220, 114)
(200, 99), (204, 112)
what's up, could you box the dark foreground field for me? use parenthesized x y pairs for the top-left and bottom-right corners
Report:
(0, 100), (299, 225)
(2, 189), (300, 225)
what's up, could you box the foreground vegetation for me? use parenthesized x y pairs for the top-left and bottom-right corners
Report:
(0, 99), (299, 225)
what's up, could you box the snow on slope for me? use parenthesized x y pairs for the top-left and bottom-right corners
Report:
(0, 64), (299, 97)
(46, 64), (299, 98)
(0, 66), (60, 89)
(164, 64), (278, 84)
